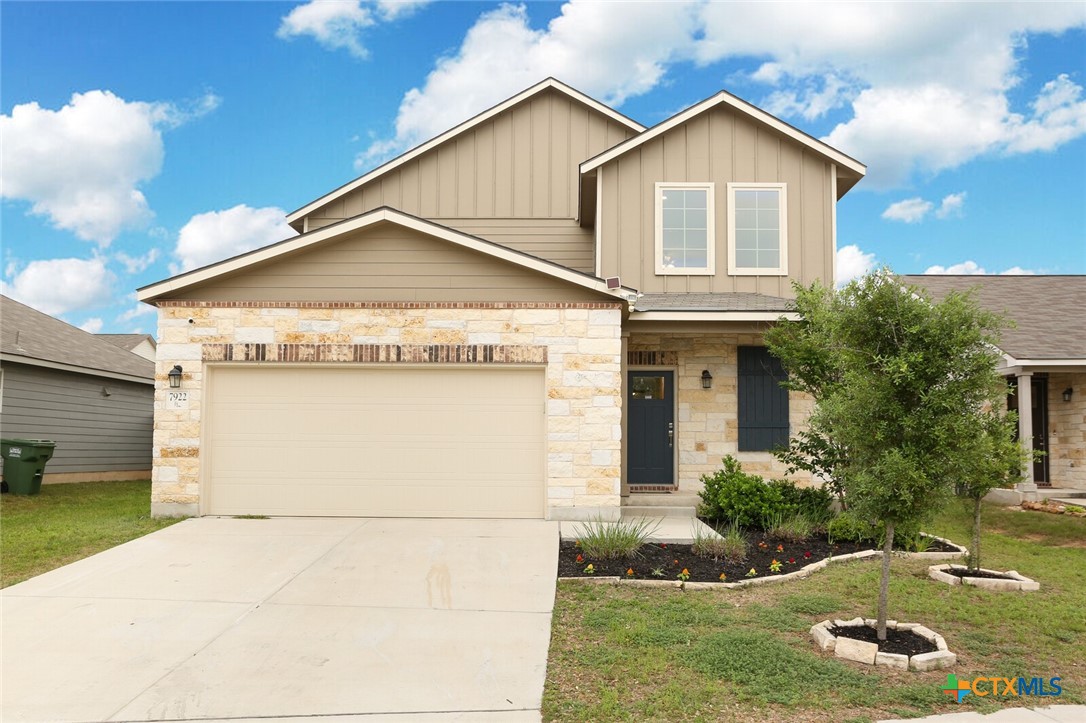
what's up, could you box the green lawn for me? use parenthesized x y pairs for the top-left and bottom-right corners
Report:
(0, 480), (182, 587)
(543, 501), (1085, 722)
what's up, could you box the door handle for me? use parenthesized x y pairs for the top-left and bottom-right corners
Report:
(668, 422), (674, 448)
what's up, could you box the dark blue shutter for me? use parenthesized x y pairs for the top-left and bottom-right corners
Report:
(737, 346), (789, 452)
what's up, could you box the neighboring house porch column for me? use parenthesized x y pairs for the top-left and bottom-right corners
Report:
(1016, 371), (1038, 500)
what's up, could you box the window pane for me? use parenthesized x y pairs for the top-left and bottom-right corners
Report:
(661, 191), (681, 210)
(685, 250), (708, 268)
(758, 229), (779, 250)
(756, 190), (779, 210)
(684, 190), (707, 209)
(632, 375), (666, 400)
(685, 228), (707, 250)
(663, 228), (685, 246)
(735, 229), (758, 250)
(735, 249), (757, 268)
(757, 209), (779, 229)
(663, 209), (685, 228)
(685, 208), (707, 230)
(758, 250), (780, 269)
(735, 209), (758, 229)
(734, 190), (758, 209)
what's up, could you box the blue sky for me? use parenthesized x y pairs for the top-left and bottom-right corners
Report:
(3, 1), (1085, 334)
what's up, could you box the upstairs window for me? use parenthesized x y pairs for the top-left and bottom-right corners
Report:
(655, 182), (715, 275)
(728, 183), (788, 275)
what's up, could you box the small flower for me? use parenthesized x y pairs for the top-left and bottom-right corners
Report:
(776, 544), (784, 553)
(677, 568), (690, 582)
(660, 543), (668, 548)
(626, 567), (635, 577)
(673, 559), (680, 565)
(788, 557), (796, 564)
(746, 568), (757, 577)
(803, 551), (812, 559)
(574, 540), (580, 547)
(770, 559), (782, 573)
(758, 541), (768, 550)
(584, 563), (595, 574)
(576, 554), (584, 563)
(718, 572), (727, 581)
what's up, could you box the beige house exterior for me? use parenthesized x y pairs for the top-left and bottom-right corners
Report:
(903, 275), (1086, 495)
(139, 78), (867, 520)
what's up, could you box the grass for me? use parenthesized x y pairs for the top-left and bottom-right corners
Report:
(543, 500), (1085, 722)
(574, 516), (661, 560)
(0, 480), (182, 587)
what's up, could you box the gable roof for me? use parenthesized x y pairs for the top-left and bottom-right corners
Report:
(285, 78), (646, 231)
(902, 275), (1086, 362)
(138, 207), (637, 303)
(97, 333), (156, 352)
(1, 296), (155, 384)
(579, 88), (866, 197)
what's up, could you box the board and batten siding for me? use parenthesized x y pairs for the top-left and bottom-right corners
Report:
(0, 363), (153, 476)
(300, 89), (636, 273)
(168, 222), (605, 303)
(598, 105), (836, 295)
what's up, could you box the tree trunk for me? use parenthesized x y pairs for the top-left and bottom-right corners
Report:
(878, 521), (895, 642)
(971, 497), (982, 572)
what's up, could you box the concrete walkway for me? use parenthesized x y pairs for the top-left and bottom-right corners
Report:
(880, 706), (1086, 722)
(559, 514), (719, 543)
(1, 517), (558, 722)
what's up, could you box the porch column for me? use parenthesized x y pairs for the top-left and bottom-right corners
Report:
(1016, 371), (1038, 499)
(620, 330), (629, 498)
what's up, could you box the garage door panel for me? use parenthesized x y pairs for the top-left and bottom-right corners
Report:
(207, 367), (545, 518)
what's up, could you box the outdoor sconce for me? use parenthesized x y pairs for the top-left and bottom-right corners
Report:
(1063, 387), (1073, 403)
(168, 365), (183, 389)
(701, 370), (713, 389)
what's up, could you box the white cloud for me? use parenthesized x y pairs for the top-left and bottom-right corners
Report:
(836, 244), (877, 286)
(357, 1), (700, 167)
(935, 192), (967, 219)
(2, 257), (115, 316)
(882, 197), (934, 224)
(923, 260), (1037, 275)
(79, 317), (104, 334)
(1, 90), (219, 245)
(117, 296), (157, 323)
(277, 1), (430, 58)
(173, 205), (296, 273)
(358, 2), (1086, 184)
(115, 248), (161, 274)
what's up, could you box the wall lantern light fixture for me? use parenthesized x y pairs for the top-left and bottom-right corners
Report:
(701, 370), (713, 389)
(1063, 387), (1073, 403)
(168, 365), (184, 389)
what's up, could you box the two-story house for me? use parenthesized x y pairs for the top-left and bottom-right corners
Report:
(138, 78), (865, 520)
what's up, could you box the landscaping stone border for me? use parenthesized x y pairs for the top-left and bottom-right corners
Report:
(809, 619), (957, 671)
(558, 533), (967, 589)
(928, 563), (1040, 591)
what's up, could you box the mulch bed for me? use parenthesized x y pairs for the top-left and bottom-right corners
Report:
(557, 530), (957, 583)
(944, 568), (1016, 581)
(829, 624), (938, 656)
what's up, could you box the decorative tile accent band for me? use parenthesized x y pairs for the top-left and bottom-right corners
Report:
(202, 343), (548, 364)
(628, 484), (679, 493)
(158, 300), (622, 310)
(627, 350), (679, 366)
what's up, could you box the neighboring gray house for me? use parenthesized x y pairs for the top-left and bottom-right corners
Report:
(903, 275), (1086, 493)
(1, 295), (154, 483)
(97, 333), (157, 362)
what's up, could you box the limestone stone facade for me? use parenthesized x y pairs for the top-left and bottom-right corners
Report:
(151, 302), (623, 519)
(626, 333), (813, 493)
(1047, 371), (1086, 489)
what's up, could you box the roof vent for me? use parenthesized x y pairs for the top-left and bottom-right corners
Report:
(605, 276), (621, 289)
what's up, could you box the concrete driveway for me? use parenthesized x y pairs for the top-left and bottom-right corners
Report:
(1, 517), (558, 722)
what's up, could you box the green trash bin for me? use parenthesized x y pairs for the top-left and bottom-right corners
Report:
(1, 439), (57, 495)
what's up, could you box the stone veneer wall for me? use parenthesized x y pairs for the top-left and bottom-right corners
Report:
(1047, 371), (1086, 489)
(628, 333), (813, 493)
(151, 302), (623, 519)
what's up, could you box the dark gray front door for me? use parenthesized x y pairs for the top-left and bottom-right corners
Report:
(628, 371), (674, 485)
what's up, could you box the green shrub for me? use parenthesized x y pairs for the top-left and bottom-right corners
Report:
(699, 456), (834, 530)
(826, 511), (878, 543)
(574, 516), (660, 560)
(692, 521), (748, 563)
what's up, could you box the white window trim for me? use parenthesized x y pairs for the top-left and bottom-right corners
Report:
(727, 182), (788, 276)
(654, 182), (715, 276)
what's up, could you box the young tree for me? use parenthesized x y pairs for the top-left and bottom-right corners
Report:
(952, 409), (1027, 572)
(770, 271), (1009, 641)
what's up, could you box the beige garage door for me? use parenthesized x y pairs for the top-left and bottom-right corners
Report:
(206, 366), (545, 518)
